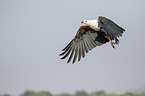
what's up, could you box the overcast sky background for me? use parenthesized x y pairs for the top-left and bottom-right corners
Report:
(0, 0), (145, 95)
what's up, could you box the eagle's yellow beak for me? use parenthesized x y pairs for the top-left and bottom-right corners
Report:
(81, 21), (87, 24)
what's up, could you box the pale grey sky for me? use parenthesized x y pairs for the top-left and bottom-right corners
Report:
(0, 0), (145, 95)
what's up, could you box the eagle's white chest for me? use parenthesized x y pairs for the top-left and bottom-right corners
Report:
(87, 20), (100, 31)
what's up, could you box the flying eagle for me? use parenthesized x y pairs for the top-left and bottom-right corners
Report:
(60, 16), (125, 63)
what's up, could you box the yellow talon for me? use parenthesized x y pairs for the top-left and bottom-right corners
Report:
(111, 41), (115, 48)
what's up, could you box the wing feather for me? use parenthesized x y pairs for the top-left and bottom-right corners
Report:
(78, 41), (82, 61)
(72, 43), (78, 63)
(59, 41), (72, 56)
(87, 34), (97, 47)
(67, 45), (75, 63)
(82, 36), (89, 53)
(81, 40), (85, 58)
(60, 46), (72, 59)
(62, 40), (73, 51)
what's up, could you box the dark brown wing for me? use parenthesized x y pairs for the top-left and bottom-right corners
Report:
(98, 16), (125, 44)
(60, 26), (109, 64)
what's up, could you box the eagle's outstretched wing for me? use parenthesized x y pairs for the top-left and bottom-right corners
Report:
(98, 16), (125, 44)
(59, 26), (109, 63)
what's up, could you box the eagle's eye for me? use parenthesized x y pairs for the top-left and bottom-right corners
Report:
(85, 21), (87, 22)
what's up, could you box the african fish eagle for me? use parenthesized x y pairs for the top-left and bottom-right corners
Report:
(60, 16), (125, 63)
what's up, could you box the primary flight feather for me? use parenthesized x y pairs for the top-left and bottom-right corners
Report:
(60, 16), (125, 63)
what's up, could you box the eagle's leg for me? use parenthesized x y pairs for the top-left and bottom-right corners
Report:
(105, 36), (115, 48)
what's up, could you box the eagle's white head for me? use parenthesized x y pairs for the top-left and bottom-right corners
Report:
(81, 20), (92, 25)
(81, 19), (100, 31)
